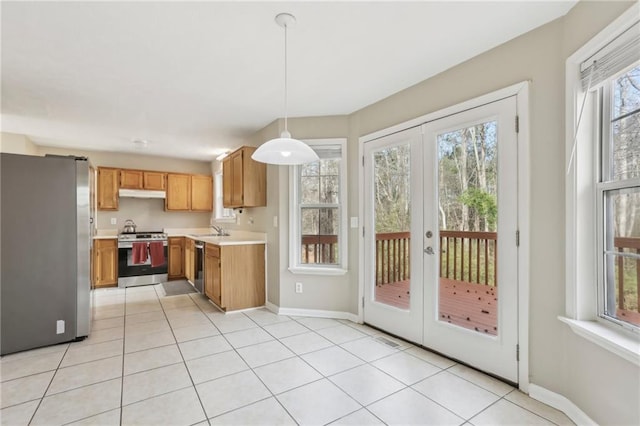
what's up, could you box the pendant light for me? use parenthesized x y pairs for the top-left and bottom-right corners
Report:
(252, 13), (319, 165)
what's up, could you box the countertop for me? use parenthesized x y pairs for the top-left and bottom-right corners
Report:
(93, 228), (266, 246)
(168, 229), (266, 246)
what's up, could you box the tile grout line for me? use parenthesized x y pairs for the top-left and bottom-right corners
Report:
(154, 286), (211, 426)
(119, 286), (129, 425)
(26, 333), (72, 424)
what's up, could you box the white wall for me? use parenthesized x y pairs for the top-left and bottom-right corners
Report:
(250, 1), (639, 424)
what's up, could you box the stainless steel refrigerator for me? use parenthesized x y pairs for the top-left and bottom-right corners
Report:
(1, 153), (93, 355)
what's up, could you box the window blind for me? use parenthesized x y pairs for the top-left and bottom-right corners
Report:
(313, 145), (342, 160)
(580, 20), (640, 90)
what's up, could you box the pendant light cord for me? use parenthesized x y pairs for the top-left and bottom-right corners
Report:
(284, 22), (288, 133)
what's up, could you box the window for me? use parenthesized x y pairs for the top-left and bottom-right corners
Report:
(289, 139), (347, 275)
(214, 171), (235, 223)
(598, 65), (640, 330)
(565, 7), (640, 354)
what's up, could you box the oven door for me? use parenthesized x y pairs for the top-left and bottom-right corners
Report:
(118, 241), (168, 287)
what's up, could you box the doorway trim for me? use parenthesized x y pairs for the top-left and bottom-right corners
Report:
(357, 81), (530, 391)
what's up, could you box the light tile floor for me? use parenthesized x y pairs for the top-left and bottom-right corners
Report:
(0, 285), (575, 426)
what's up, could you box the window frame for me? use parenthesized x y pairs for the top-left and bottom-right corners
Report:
(214, 171), (236, 223)
(564, 3), (640, 367)
(289, 138), (348, 276)
(596, 73), (640, 332)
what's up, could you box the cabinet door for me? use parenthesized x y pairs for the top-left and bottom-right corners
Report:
(222, 158), (232, 208)
(168, 237), (185, 279)
(94, 239), (118, 287)
(120, 170), (144, 189)
(231, 151), (244, 206)
(166, 174), (191, 210)
(97, 168), (119, 210)
(144, 172), (166, 190)
(212, 252), (222, 306)
(185, 239), (194, 281)
(204, 250), (215, 300)
(191, 175), (213, 212)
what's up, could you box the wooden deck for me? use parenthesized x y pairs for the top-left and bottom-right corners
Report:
(374, 278), (498, 336)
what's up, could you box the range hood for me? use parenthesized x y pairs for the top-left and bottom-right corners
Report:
(119, 189), (166, 199)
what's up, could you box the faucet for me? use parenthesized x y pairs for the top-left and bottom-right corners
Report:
(211, 225), (225, 236)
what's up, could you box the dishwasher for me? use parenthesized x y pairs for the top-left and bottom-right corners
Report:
(193, 241), (205, 294)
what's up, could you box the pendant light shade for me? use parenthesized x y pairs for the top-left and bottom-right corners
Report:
(252, 13), (319, 166)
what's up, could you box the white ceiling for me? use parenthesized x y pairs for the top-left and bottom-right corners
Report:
(1, 1), (576, 161)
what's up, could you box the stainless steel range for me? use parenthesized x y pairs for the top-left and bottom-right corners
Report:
(117, 230), (168, 287)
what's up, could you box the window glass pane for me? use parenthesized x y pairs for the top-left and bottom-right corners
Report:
(301, 176), (319, 204)
(611, 65), (640, 181)
(613, 65), (640, 118)
(300, 207), (339, 265)
(320, 176), (339, 203)
(301, 208), (319, 235)
(604, 187), (640, 328)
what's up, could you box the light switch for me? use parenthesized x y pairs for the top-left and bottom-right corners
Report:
(56, 320), (65, 334)
(350, 217), (359, 228)
(273, 216), (278, 228)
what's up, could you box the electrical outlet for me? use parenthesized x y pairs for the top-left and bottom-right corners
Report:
(295, 282), (303, 293)
(56, 320), (65, 334)
(350, 217), (359, 228)
(110, 218), (117, 225)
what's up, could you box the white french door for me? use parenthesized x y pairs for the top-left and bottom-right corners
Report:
(423, 96), (519, 382)
(363, 127), (424, 343)
(363, 96), (520, 383)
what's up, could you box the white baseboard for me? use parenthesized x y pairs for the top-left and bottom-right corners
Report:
(529, 384), (597, 426)
(265, 303), (359, 323)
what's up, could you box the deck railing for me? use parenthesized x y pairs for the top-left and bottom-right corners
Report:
(376, 232), (411, 285)
(440, 230), (498, 287)
(302, 231), (498, 288)
(614, 236), (640, 314)
(301, 234), (338, 264)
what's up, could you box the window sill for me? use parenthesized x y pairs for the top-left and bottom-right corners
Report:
(288, 266), (348, 276)
(558, 316), (640, 367)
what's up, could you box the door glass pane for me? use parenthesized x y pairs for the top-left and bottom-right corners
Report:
(437, 121), (499, 335)
(373, 144), (411, 309)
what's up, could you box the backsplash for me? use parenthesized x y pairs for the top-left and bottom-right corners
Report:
(96, 197), (211, 231)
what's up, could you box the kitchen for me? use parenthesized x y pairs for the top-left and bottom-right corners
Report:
(2, 143), (270, 354)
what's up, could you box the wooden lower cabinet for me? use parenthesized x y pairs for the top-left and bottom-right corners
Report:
(93, 238), (118, 288)
(185, 239), (195, 282)
(204, 243), (265, 311)
(168, 237), (185, 280)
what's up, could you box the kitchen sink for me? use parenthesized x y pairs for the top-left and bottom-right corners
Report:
(191, 233), (230, 237)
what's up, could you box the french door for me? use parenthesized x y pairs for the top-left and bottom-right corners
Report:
(363, 127), (424, 343)
(363, 96), (519, 383)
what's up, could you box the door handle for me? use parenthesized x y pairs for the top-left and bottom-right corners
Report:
(424, 246), (434, 255)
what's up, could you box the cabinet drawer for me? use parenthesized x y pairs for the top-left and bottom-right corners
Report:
(206, 244), (220, 257)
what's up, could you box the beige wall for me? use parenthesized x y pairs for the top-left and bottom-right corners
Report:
(0, 132), (39, 155)
(12, 143), (214, 231)
(250, 1), (639, 424)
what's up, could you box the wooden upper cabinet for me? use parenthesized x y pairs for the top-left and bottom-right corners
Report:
(97, 167), (119, 210)
(191, 175), (213, 212)
(121, 169), (166, 190)
(166, 173), (191, 211)
(143, 171), (166, 190)
(222, 157), (232, 207)
(223, 146), (266, 208)
(119, 169), (144, 189)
